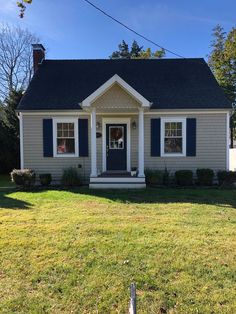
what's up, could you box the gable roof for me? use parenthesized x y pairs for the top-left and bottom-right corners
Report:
(81, 74), (150, 108)
(17, 58), (231, 111)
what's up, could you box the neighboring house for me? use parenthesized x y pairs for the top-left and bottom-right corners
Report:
(17, 44), (232, 188)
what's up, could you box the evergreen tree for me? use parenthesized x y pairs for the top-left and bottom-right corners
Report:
(208, 25), (236, 147)
(110, 40), (165, 59)
(110, 40), (130, 59)
(0, 90), (23, 173)
(130, 40), (143, 58)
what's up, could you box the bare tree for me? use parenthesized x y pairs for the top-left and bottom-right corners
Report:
(0, 24), (39, 100)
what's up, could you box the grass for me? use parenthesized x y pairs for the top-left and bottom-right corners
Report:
(0, 187), (236, 313)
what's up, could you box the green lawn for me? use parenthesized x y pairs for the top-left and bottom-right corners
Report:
(0, 187), (236, 313)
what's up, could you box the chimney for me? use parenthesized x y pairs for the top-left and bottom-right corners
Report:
(32, 44), (45, 73)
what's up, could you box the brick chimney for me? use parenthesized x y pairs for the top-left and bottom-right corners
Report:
(32, 44), (45, 73)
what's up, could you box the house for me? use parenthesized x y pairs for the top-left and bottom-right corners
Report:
(17, 44), (232, 188)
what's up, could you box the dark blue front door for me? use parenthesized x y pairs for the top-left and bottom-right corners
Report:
(106, 124), (127, 171)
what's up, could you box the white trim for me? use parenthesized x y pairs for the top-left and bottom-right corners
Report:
(19, 113), (24, 169)
(102, 117), (131, 172)
(18, 109), (231, 116)
(81, 74), (151, 108)
(145, 109), (231, 115)
(161, 117), (186, 157)
(138, 108), (145, 177)
(90, 108), (97, 177)
(226, 112), (230, 170)
(52, 118), (78, 158)
(19, 111), (88, 115)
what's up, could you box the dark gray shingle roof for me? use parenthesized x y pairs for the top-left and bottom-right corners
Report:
(17, 58), (231, 110)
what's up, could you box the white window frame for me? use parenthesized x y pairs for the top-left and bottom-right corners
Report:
(53, 118), (79, 157)
(161, 117), (186, 157)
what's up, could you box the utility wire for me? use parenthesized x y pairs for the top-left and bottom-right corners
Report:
(81, 0), (185, 59)
(81, 0), (234, 103)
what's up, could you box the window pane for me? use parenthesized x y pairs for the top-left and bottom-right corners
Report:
(164, 138), (182, 153)
(57, 138), (75, 154)
(57, 130), (62, 138)
(69, 130), (74, 137)
(109, 126), (124, 149)
(57, 123), (62, 131)
(69, 123), (74, 130)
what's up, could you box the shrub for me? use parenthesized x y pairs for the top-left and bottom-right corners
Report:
(10, 169), (35, 188)
(163, 168), (170, 186)
(61, 167), (81, 187)
(175, 170), (193, 186)
(39, 173), (52, 186)
(196, 168), (214, 186)
(145, 169), (164, 186)
(217, 171), (236, 186)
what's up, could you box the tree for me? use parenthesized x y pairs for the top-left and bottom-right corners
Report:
(110, 40), (165, 59)
(139, 47), (165, 59)
(17, 0), (32, 18)
(0, 24), (39, 100)
(130, 40), (143, 58)
(208, 25), (236, 147)
(0, 90), (23, 173)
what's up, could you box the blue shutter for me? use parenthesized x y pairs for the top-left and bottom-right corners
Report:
(151, 118), (161, 156)
(78, 119), (89, 157)
(186, 118), (196, 156)
(43, 119), (53, 157)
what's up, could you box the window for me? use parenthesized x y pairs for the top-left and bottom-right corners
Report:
(53, 119), (78, 157)
(109, 126), (124, 149)
(161, 118), (186, 156)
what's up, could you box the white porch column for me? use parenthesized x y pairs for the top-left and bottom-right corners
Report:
(138, 108), (145, 177)
(90, 108), (97, 177)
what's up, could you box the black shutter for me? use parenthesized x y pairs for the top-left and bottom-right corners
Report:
(78, 119), (89, 157)
(43, 119), (53, 157)
(186, 118), (196, 156)
(151, 118), (161, 156)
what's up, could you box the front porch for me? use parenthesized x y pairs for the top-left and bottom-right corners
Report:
(80, 74), (150, 189)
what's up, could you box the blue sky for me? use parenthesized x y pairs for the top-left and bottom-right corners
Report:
(0, 0), (235, 60)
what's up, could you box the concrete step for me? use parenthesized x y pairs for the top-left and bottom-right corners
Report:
(89, 182), (146, 189)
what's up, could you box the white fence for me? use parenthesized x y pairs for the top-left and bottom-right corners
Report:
(230, 149), (236, 171)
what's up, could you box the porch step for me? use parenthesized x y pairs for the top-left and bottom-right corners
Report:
(99, 171), (131, 177)
(89, 176), (146, 189)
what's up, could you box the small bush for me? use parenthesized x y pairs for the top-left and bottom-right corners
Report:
(11, 169), (35, 188)
(39, 173), (52, 186)
(61, 167), (81, 187)
(196, 168), (214, 186)
(217, 171), (236, 186)
(175, 170), (193, 186)
(163, 168), (170, 186)
(145, 169), (164, 186)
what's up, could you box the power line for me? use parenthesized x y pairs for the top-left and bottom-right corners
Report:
(81, 0), (185, 59)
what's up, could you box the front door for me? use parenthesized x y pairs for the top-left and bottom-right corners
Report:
(106, 124), (127, 171)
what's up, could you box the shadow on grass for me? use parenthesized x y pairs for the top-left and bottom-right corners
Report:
(0, 189), (31, 210)
(76, 187), (236, 209)
(3, 186), (235, 210)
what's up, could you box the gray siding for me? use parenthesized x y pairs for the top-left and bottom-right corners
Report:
(23, 115), (91, 182)
(23, 112), (228, 182)
(144, 113), (227, 172)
